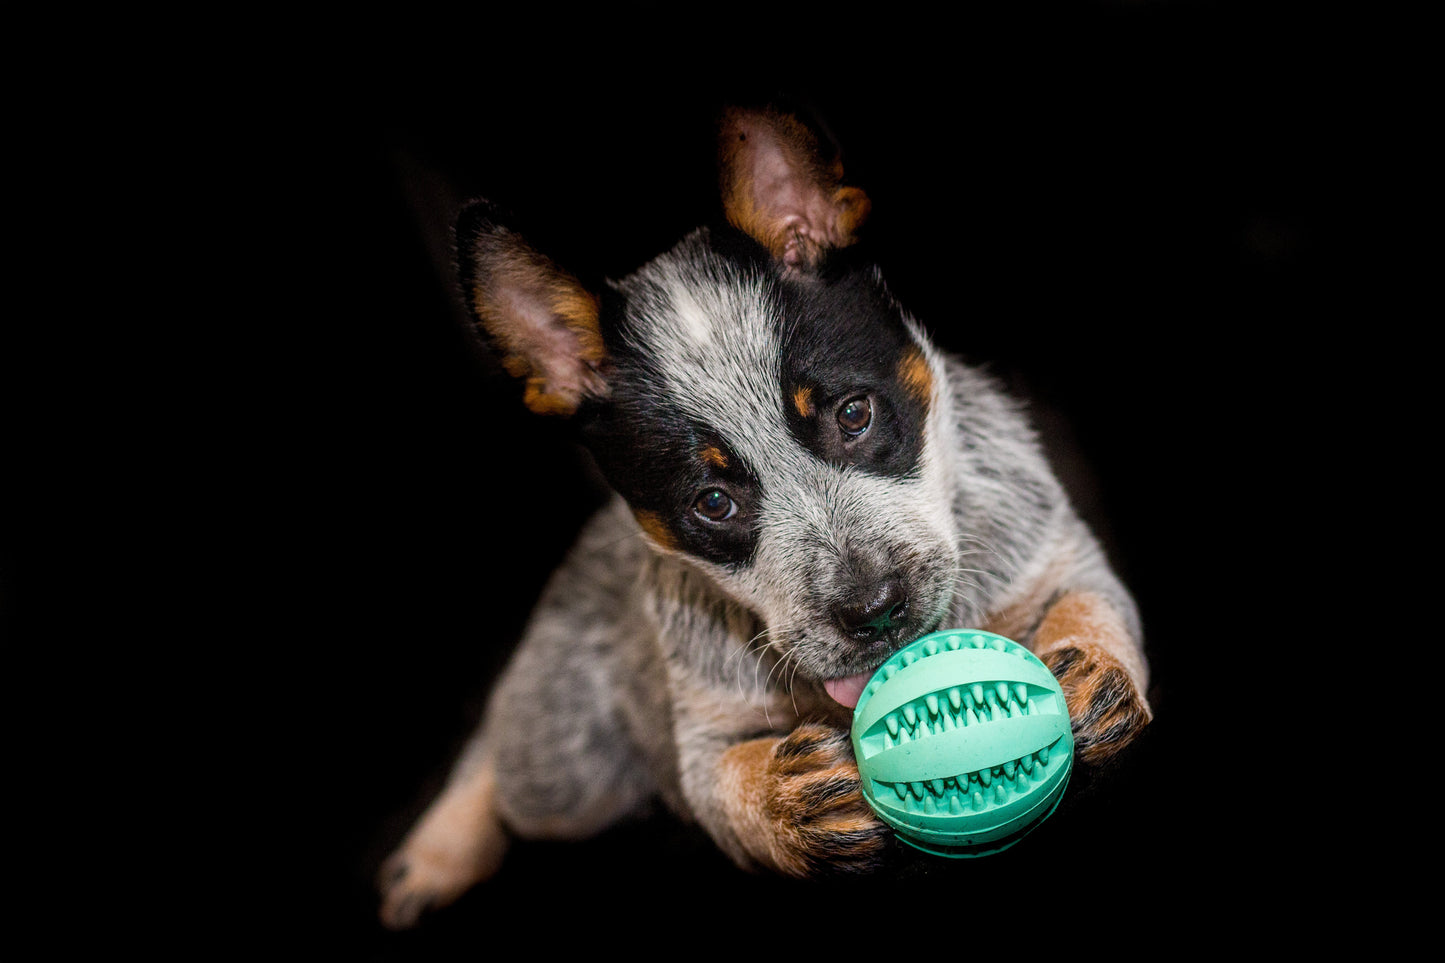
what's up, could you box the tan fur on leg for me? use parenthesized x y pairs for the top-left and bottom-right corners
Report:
(378, 761), (509, 930)
(717, 724), (888, 877)
(1032, 591), (1152, 765)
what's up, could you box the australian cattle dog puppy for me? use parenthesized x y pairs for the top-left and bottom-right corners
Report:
(378, 106), (1152, 928)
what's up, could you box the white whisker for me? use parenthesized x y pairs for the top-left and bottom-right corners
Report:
(726, 626), (775, 702)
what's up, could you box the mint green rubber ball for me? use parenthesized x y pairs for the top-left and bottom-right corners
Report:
(850, 630), (1074, 857)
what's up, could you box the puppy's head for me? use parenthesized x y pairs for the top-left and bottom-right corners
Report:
(458, 108), (960, 707)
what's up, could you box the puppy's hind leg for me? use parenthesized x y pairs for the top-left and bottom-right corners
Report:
(378, 623), (659, 927)
(377, 740), (508, 931)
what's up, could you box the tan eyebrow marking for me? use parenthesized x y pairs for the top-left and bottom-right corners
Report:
(898, 345), (933, 408)
(792, 385), (815, 418)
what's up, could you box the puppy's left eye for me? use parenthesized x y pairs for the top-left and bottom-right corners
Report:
(837, 396), (872, 438)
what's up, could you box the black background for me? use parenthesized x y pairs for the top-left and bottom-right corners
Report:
(240, 2), (1365, 953)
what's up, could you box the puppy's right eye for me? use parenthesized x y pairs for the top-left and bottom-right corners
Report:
(694, 489), (736, 522)
(838, 395), (872, 438)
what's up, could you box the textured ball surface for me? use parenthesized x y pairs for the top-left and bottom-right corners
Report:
(850, 629), (1074, 857)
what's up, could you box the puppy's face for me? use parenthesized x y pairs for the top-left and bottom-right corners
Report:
(458, 107), (959, 704)
(581, 231), (960, 704)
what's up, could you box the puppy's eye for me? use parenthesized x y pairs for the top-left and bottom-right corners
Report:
(694, 489), (736, 522)
(837, 396), (872, 438)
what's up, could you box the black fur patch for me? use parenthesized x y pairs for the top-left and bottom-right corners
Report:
(582, 390), (763, 566)
(779, 270), (927, 477)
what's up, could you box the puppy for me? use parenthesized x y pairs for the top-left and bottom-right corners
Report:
(378, 106), (1151, 928)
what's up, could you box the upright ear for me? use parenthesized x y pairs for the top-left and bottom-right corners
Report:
(718, 107), (872, 275)
(456, 201), (608, 417)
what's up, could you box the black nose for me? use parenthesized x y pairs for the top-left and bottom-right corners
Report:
(836, 580), (909, 643)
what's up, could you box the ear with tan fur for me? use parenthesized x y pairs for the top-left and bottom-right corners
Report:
(717, 107), (872, 275)
(456, 200), (608, 416)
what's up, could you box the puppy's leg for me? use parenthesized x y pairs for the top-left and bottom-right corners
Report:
(1031, 590), (1152, 765)
(380, 505), (663, 926)
(380, 619), (659, 925)
(377, 741), (507, 930)
(668, 664), (888, 878)
(716, 723), (890, 877)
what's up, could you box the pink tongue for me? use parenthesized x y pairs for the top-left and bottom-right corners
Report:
(823, 671), (874, 709)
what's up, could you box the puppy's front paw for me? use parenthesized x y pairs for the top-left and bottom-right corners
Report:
(1043, 642), (1152, 765)
(758, 722), (890, 876)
